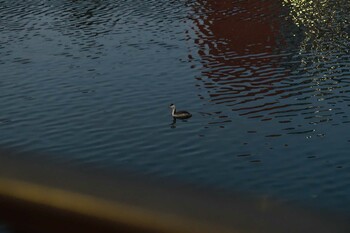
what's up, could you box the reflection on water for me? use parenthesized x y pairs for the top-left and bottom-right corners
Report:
(190, 0), (294, 125)
(284, 0), (350, 96)
(284, 0), (349, 52)
(1, 0), (350, 214)
(190, 0), (350, 138)
(170, 117), (193, 129)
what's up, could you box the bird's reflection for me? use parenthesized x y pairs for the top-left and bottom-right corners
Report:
(170, 118), (192, 128)
(170, 118), (177, 128)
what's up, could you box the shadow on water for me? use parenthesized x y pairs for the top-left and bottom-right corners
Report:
(188, 0), (350, 137)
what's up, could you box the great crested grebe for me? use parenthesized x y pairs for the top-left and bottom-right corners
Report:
(169, 104), (192, 119)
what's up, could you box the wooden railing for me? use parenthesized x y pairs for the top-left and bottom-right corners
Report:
(0, 150), (349, 233)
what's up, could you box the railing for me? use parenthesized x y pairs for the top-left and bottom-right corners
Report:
(0, 150), (349, 233)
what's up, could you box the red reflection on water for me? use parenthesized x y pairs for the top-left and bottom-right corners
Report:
(190, 0), (290, 118)
(195, 1), (281, 54)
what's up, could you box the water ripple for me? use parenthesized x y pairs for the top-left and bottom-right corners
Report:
(188, 0), (350, 139)
(1, 0), (350, 214)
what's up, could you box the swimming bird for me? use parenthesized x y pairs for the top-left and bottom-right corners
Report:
(169, 104), (192, 119)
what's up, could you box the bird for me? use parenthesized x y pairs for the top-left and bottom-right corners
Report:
(169, 104), (192, 119)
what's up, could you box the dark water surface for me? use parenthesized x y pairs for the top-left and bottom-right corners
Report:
(1, 0), (350, 213)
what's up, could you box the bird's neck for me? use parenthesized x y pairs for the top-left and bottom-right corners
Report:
(171, 108), (176, 116)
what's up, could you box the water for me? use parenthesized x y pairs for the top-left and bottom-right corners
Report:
(0, 0), (350, 214)
(0, 225), (9, 233)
